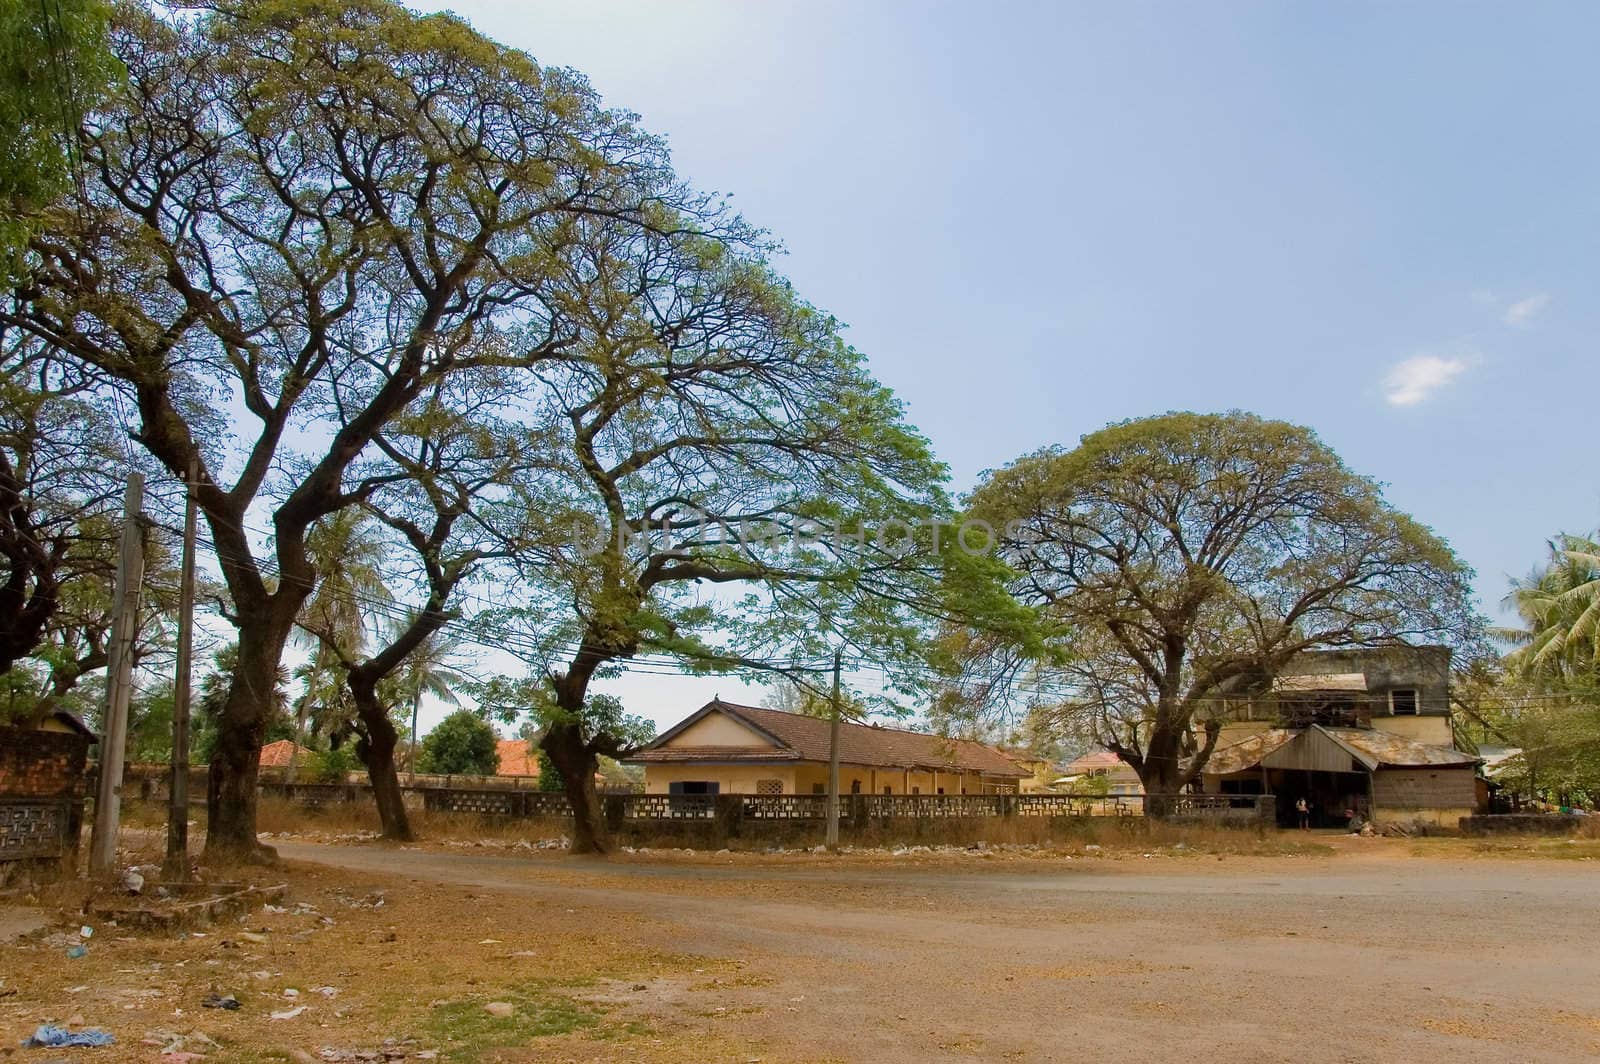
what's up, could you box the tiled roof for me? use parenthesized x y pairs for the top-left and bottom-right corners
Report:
(1063, 750), (1125, 774)
(631, 700), (1028, 778)
(259, 739), (309, 768)
(627, 745), (802, 764)
(496, 738), (539, 777)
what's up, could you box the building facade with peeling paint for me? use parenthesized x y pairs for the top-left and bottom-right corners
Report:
(1197, 646), (1478, 828)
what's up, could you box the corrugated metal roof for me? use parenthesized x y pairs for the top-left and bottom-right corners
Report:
(1321, 727), (1480, 767)
(1200, 729), (1298, 775)
(1200, 726), (1477, 775)
(1262, 726), (1374, 773)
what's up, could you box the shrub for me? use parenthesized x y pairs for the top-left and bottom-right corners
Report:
(417, 710), (500, 776)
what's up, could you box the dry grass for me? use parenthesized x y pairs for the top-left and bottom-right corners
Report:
(0, 858), (773, 1063)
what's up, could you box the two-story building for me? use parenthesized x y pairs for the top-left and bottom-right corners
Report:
(1197, 645), (1479, 828)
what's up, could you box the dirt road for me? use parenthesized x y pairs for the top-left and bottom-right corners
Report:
(277, 840), (1600, 1062)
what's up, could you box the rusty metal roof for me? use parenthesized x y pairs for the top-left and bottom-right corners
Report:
(1199, 726), (1477, 775)
(1320, 727), (1479, 767)
(1199, 729), (1298, 775)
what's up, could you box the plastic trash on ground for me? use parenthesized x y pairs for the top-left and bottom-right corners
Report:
(21, 1024), (115, 1048)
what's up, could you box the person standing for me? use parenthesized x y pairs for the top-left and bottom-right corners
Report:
(1296, 796), (1310, 830)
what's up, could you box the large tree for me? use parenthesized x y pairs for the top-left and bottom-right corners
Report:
(962, 411), (1481, 813)
(0, 335), (124, 682)
(8, 0), (719, 856)
(488, 208), (951, 852)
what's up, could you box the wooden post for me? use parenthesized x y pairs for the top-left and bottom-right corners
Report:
(163, 458), (198, 880)
(89, 473), (146, 877)
(825, 646), (842, 850)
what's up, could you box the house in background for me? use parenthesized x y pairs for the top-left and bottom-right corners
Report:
(495, 738), (538, 777)
(1000, 748), (1066, 793)
(1058, 750), (1145, 801)
(626, 699), (1029, 795)
(1198, 645), (1479, 827)
(259, 739), (309, 772)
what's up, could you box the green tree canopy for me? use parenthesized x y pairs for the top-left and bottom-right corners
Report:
(416, 709), (499, 776)
(6, 0), (743, 855)
(957, 411), (1483, 810)
(1499, 533), (1600, 688)
(0, 0), (119, 276)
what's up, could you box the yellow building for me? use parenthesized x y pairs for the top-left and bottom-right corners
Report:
(1059, 750), (1145, 799)
(627, 699), (1029, 796)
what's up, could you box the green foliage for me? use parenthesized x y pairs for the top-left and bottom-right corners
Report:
(1475, 533), (1600, 806)
(127, 683), (174, 763)
(471, 676), (654, 759)
(417, 709), (499, 776)
(193, 645), (293, 764)
(535, 748), (564, 793)
(957, 411), (1485, 792)
(0, 0), (119, 277)
(1499, 533), (1600, 686)
(308, 744), (358, 783)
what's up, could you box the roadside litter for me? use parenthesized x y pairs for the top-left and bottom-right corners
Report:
(201, 992), (241, 1010)
(21, 1024), (115, 1048)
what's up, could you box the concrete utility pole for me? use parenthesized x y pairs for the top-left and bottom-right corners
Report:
(164, 458), (198, 881)
(89, 473), (146, 877)
(826, 646), (843, 850)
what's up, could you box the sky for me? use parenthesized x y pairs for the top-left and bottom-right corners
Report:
(400, 0), (1600, 735)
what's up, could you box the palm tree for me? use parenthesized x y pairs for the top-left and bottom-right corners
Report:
(288, 510), (391, 781)
(382, 625), (470, 782)
(1499, 534), (1600, 685)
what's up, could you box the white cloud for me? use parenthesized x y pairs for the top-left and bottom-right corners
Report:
(1382, 354), (1472, 407)
(1503, 292), (1550, 327)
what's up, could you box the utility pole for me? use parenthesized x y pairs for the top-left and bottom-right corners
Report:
(409, 693), (421, 785)
(825, 646), (843, 850)
(164, 458), (198, 881)
(89, 473), (146, 877)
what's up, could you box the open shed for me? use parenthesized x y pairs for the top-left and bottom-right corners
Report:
(1200, 724), (1480, 828)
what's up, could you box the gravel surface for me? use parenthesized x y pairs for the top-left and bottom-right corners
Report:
(277, 840), (1600, 1063)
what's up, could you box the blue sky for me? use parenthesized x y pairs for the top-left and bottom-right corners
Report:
(409, 1), (1599, 730)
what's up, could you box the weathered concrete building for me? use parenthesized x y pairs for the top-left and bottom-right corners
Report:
(1198, 646), (1478, 828)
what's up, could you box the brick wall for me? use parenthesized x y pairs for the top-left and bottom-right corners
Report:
(0, 728), (91, 799)
(0, 728), (90, 874)
(1372, 765), (1476, 810)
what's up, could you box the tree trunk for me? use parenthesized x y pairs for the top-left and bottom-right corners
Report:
(541, 721), (606, 854)
(285, 694), (309, 785)
(1138, 722), (1187, 819)
(204, 614), (295, 860)
(351, 680), (413, 842)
